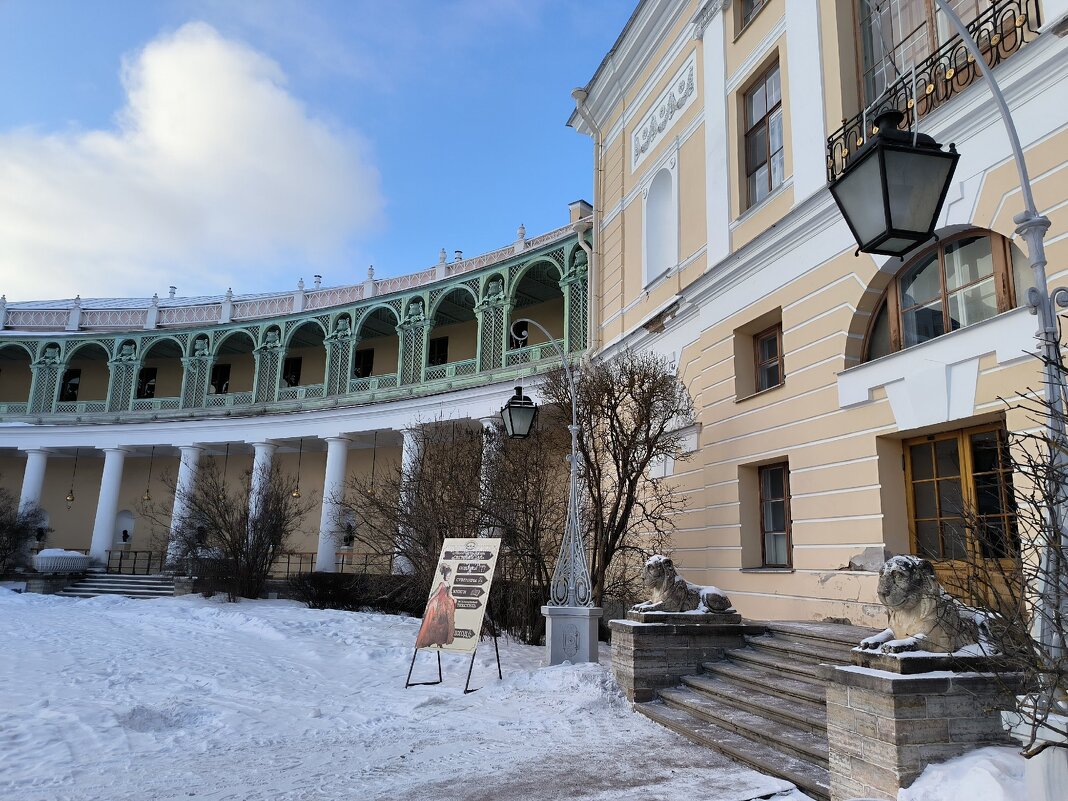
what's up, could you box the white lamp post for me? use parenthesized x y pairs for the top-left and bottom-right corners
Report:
(501, 317), (601, 665)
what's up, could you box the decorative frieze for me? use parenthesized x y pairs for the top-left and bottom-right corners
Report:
(632, 53), (697, 171)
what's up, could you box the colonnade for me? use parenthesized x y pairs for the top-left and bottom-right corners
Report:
(11, 417), (504, 573)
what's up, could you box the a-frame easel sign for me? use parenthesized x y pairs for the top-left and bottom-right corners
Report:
(405, 538), (503, 694)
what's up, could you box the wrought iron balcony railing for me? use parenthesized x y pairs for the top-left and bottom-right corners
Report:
(827, 0), (1041, 182)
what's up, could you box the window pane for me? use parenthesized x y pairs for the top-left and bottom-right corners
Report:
(977, 519), (1012, 559)
(902, 300), (944, 346)
(916, 520), (941, 558)
(764, 532), (787, 565)
(969, 431), (1000, 473)
(749, 165), (769, 205)
(747, 83), (767, 127)
(944, 236), (993, 291)
(763, 500), (786, 533)
(910, 442), (934, 481)
(947, 277), (997, 331)
(757, 363), (780, 391)
(938, 478), (963, 517)
(770, 150), (785, 192)
(868, 302), (892, 359)
(766, 66), (781, 110)
(974, 473), (1003, 515)
(758, 333), (778, 362)
(747, 125), (768, 171)
(942, 519), (968, 559)
(762, 465), (784, 499)
(913, 481), (937, 519)
(935, 439), (960, 477)
(900, 252), (941, 307)
(769, 109), (783, 153)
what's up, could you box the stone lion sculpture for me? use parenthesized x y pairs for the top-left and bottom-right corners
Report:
(858, 555), (979, 654)
(631, 555), (732, 613)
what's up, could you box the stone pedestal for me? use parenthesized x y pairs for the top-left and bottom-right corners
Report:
(608, 609), (760, 702)
(542, 605), (602, 666)
(825, 651), (1019, 801)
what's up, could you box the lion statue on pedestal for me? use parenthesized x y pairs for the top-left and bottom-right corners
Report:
(631, 555), (733, 613)
(858, 555), (979, 654)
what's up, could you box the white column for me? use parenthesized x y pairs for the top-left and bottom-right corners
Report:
(394, 427), (422, 575)
(18, 448), (49, 512)
(699, 4), (731, 266)
(89, 448), (128, 563)
(166, 445), (203, 564)
(785, 0), (828, 202)
(315, 436), (350, 572)
(249, 441), (276, 520)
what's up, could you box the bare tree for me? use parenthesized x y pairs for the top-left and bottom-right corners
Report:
(541, 348), (696, 609)
(169, 459), (311, 601)
(337, 421), (486, 608)
(0, 485), (49, 572)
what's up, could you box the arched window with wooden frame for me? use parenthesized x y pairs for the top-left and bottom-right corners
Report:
(864, 230), (1030, 361)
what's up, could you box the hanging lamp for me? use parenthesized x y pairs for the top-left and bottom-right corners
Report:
(291, 438), (303, 498)
(66, 448), (80, 509)
(142, 445), (156, 502)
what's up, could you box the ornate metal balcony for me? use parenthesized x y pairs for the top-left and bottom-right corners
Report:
(827, 0), (1041, 182)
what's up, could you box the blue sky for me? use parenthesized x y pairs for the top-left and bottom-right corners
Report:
(0, 0), (635, 301)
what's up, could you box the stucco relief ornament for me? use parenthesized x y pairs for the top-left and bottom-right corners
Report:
(326, 317), (352, 340)
(259, 329), (281, 350)
(631, 555), (733, 613)
(192, 337), (209, 357)
(858, 556), (982, 654)
(38, 345), (61, 365)
(405, 300), (426, 324)
(484, 278), (505, 303)
(116, 342), (137, 361)
(632, 64), (695, 166)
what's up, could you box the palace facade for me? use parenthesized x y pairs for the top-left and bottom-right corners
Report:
(4, 0), (1068, 628)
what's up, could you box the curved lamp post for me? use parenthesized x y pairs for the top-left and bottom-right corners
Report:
(831, 0), (1067, 757)
(502, 317), (600, 665)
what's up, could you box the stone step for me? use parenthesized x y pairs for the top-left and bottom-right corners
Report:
(765, 621), (878, 651)
(681, 673), (827, 733)
(75, 579), (174, 588)
(701, 660), (828, 706)
(660, 685), (829, 764)
(58, 591), (172, 599)
(744, 633), (854, 666)
(727, 646), (827, 683)
(638, 700), (830, 801)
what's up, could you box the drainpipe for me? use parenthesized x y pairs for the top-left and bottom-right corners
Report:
(571, 87), (603, 353)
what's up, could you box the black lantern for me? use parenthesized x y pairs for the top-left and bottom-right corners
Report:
(501, 386), (537, 439)
(829, 110), (959, 258)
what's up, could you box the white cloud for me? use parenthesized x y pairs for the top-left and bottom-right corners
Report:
(0, 22), (382, 301)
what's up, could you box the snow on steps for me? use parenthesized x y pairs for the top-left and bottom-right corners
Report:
(57, 573), (175, 599)
(634, 620), (879, 801)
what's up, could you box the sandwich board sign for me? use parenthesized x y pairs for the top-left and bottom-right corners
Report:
(406, 538), (503, 692)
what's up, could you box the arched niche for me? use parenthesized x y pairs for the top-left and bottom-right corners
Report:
(508, 260), (564, 349)
(139, 338), (185, 401)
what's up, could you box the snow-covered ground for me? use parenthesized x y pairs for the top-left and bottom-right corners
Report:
(0, 590), (812, 801)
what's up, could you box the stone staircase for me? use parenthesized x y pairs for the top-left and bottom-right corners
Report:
(636, 621), (877, 801)
(57, 571), (176, 600)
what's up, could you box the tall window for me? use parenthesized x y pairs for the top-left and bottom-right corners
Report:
(865, 232), (1026, 360)
(759, 463), (792, 567)
(858, 0), (985, 104)
(754, 325), (784, 392)
(740, 0), (767, 28)
(905, 425), (1018, 562)
(744, 63), (784, 208)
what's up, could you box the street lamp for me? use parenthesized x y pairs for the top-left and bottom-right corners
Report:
(501, 317), (601, 666)
(500, 387), (537, 439)
(829, 109), (958, 257)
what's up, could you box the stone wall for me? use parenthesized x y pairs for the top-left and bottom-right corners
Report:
(826, 665), (1017, 800)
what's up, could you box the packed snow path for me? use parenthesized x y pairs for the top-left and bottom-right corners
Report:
(0, 591), (810, 801)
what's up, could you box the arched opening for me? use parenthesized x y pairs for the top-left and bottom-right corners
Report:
(211, 331), (256, 401)
(57, 342), (110, 412)
(113, 509), (135, 547)
(137, 338), (184, 408)
(0, 344), (32, 411)
(352, 307), (400, 390)
(426, 287), (477, 378)
(862, 230), (1028, 362)
(280, 321), (327, 399)
(644, 166), (677, 284)
(507, 261), (564, 364)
